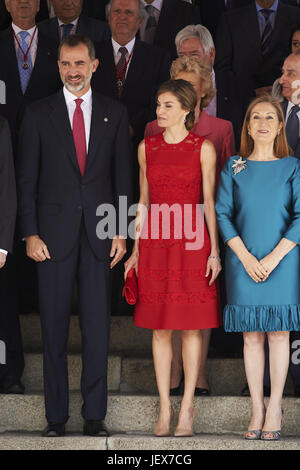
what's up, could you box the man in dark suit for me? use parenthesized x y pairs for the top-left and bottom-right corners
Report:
(215, 0), (300, 146)
(94, 0), (171, 148)
(0, 0), (50, 30)
(0, 0), (62, 392)
(276, 52), (300, 396)
(0, 116), (22, 395)
(38, 0), (110, 44)
(0, 0), (62, 148)
(18, 34), (133, 437)
(139, 0), (201, 59)
(1, 0), (62, 311)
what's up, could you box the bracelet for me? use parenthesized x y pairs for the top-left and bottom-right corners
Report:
(208, 255), (221, 261)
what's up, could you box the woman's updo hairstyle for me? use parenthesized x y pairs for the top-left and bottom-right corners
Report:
(157, 79), (197, 131)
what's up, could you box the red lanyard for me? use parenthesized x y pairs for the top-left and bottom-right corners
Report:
(11, 25), (37, 68)
(115, 50), (133, 87)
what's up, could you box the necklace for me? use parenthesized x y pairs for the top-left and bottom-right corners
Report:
(11, 25), (37, 70)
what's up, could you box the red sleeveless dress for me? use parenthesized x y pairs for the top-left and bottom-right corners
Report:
(134, 132), (221, 330)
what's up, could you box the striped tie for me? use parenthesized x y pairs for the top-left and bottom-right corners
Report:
(261, 9), (273, 56)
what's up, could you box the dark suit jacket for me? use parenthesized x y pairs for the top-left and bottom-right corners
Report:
(0, 27), (62, 150)
(93, 39), (171, 143)
(0, 116), (16, 253)
(18, 90), (133, 262)
(38, 13), (110, 45)
(215, 1), (300, 142)
(82, 0), (110, 22)
(282, 99), (300, 158)
(198, 0), (252, 38)
(143, 0), (201, 59)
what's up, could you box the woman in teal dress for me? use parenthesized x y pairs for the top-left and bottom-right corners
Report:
(216, 95), (300, 441)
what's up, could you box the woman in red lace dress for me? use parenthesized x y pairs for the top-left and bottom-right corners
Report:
(125, 79), (221, 437)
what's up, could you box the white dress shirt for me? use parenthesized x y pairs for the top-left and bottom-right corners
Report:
(139, 0), (163, 41)
(12, 23), (38, 66)
(285, 100), (300, 137)
(111, 37), (136, 79)
(63, 86), (93, 150)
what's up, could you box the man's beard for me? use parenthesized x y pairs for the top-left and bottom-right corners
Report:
(62, 69), (93, 93)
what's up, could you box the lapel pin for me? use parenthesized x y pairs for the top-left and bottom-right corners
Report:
(104, 117), (108, 122)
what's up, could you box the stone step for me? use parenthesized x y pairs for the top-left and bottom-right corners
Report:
(0, 394), (300, 436)
(20, 314), (152, 353)
(0, 432), (299, 450)
(22, 353), (295, 396)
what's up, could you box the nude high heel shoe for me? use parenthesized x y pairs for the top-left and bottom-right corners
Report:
(174, 408), (196, 437)
(153, 405), (174, 437)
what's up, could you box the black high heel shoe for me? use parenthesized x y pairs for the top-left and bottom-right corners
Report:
(170, 375), (184, 396)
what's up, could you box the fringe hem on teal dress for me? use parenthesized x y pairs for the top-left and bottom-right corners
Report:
(224, 304), (300, 332)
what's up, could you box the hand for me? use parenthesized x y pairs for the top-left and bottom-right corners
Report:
(110, 236), (127, 269)
(240, 252), (268, 283)
(124, 251), (139, 280)
(26, 235), (51, 262)
(205, 256), (222, 286)
(0, 252), (7, 269)
(259, 252), (281, 279)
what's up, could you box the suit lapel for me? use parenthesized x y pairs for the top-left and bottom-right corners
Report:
(100, 41), (119, 100)
(3, 29), (23, 96)
(49, 90), (80, 173)
(196, 110), (213, 138)
(245, 4), (262, 62)
(154, 0), (176, 46)
(121, 41), (144, 99)
(24, 32), (57, 97)
(86, 92), (107, 173)
(268, 3), (289, 53)
(76, 15), (89, 36)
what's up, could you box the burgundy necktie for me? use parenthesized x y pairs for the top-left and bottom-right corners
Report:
(73, 98), (87, 176)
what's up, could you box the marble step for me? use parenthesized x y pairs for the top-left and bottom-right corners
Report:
(0, 432), (299, 451)
(22, 353), (295, 396)
(0, 394), (299, 436)
(21, 314), (152, 354)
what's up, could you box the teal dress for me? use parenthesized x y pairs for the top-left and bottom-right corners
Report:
(215, 156), (300, 332)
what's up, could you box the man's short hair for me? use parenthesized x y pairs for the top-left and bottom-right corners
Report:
(58, 34), (96, 61)
(175, 24), (215, 56)
(106, 0), (146, 19)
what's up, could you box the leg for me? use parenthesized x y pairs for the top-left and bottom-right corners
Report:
(175, 329), (202, 436)
(77, 225), (111, 421)
(37, 249), (78, 424)
(196, 328), (211, 389)
(263, 331), (289, 437)
(170, 330), (183, 389)
(243, 332), (266, 437)
(152, 329), (173, 436)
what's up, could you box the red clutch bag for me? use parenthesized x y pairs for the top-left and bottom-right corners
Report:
(122, 268), (138, 305)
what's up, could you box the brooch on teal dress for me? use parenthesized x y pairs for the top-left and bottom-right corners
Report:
(232, 157), (247, 175)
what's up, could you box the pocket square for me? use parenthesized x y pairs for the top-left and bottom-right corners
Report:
(122, 268), (138, 305)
